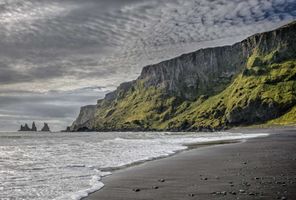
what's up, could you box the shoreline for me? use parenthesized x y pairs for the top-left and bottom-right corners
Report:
(84, 127), (296, 200)
(100, 139), (243, 173)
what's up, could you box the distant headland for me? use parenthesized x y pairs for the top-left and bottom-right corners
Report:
(19, 122), (51, 132)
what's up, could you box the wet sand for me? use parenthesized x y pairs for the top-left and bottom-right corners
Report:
(85, 127), (296, 200)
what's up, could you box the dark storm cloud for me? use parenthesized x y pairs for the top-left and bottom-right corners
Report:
(0, 0), (295, 131)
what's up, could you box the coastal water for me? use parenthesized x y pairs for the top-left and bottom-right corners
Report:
(0, 131), (268, 200)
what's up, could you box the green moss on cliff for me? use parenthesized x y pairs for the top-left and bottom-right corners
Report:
(93, 81), (183, 130)
(267, 106), (296, 125)
(73, 22), (296, 132)
(91, 58), (296, 131)
(166, 59), (296, 130)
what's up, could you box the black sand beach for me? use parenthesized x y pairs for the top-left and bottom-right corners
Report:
(85, 127), (296, 200)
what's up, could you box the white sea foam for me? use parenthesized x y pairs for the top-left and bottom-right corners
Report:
(0, 131), (268, 200)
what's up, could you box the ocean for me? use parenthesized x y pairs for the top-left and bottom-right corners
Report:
(0, 131), (268, 200)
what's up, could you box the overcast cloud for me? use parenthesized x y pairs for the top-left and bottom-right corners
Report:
(0, 0), (295, 131)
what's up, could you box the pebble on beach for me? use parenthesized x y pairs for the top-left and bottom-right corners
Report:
(239, 189), (246, 193)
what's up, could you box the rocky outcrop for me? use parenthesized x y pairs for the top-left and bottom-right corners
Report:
(18, 122), (52, 132)
(69, 21), (296, 132)
(19, 123), (31, 131)
(19, 122), (37, 131)
(41, 123), (50, 132)
(70, 105), (97, 131)
(138, 44), (246, 100)
(31, 122), (37, 131)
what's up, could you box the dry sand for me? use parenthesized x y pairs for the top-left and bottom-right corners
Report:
(85, 127), (296, 200)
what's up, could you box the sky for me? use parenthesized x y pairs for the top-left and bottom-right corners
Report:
(0, 0), (295, 131)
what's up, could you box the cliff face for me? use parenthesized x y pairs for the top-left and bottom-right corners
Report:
(138, 44), (246, 100)
(70, 21), (296, 131)
(70, 105), (97, 131)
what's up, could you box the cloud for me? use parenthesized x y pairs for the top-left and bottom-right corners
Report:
(0, 0), (295, 131)
(0, 88), (109, 131)
(1, 0), (295, 90)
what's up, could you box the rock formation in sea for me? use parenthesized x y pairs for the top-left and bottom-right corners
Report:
(19, 123), (31, 131)
(19, 123), (37, 131)
(41, 123), (50, 132)
(19, 125), (24, 131)
(69, 21), (296, 132)
(31, 122), (37, 131)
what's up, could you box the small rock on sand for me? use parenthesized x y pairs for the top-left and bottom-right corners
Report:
(212, 191), (227, 195)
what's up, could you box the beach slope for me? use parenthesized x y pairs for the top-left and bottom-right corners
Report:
(85, 127), (296, 200)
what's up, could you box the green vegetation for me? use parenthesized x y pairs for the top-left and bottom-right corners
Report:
(94, 82), (183, 130)
(167, 58), (296, 130)
(93, 57), (296, 131)
(72, 21), (296, 131)
(267, 106), (296, 125)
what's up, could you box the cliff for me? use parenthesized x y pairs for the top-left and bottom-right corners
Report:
(70, 105), (97, 131)
(70, 21), (296, 131)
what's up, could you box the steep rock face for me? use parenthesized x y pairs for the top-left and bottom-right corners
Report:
(139, 44), (246, 100)
(41, 123), (51, 132)
(138, 22), (295, 100)
(70, 21), (296, 131)
(70, 105), (96, 131)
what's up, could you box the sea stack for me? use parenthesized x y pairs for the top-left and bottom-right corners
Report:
(18, 122), (38, 131)
(31, 122), (37, 131)
(18, 123), (31, 131)
(41, 123), (50, 132)
(24, 123), (30, 131)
